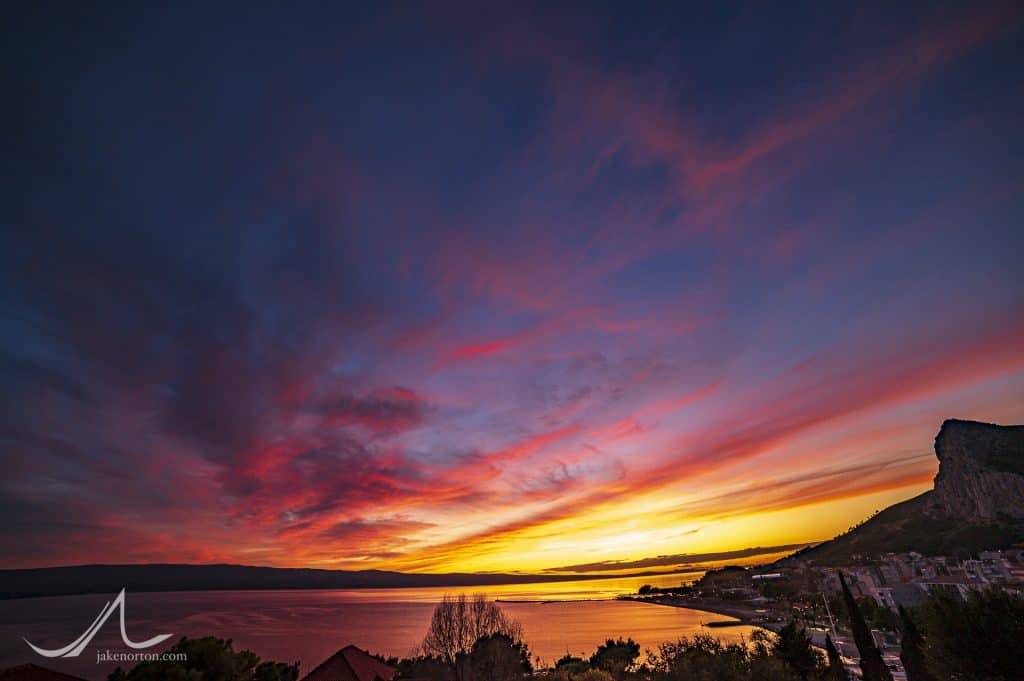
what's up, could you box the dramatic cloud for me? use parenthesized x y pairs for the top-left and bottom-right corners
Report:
(546, 545), (812, 574)
(1, 2), (1022, 571)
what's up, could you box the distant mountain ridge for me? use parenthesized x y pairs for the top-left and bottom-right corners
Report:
(792, 419), (1024, 564)
(0, 563), (613, 600)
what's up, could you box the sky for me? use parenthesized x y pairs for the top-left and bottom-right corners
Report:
(2, 2), (1023, 574)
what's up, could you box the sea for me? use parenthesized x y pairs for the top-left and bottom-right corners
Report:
(0, 571), (760, 680)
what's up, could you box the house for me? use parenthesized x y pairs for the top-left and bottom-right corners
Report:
(0, 664), (88, 681)
(751, 573), (782, 582)
(889, 583), (927, 608)
(301, 645), (397, 681)
(913, 575), (985, 599)
(871, 586), (898, 609)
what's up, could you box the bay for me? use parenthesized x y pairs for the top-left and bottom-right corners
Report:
(0, 573), (759, 680)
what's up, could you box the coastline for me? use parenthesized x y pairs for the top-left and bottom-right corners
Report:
(622, 596), (785, 633)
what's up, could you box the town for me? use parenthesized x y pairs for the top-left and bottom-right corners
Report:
(627, 547), (1024, 679)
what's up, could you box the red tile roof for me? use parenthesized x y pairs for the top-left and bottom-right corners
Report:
(0, 664), (88, 681)
(301, 645), (397, 681)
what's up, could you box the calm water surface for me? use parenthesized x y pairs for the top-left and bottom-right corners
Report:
(0, 574), (758, 680)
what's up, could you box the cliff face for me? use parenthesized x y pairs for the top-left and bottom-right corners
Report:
(928, 419), (1024, 520)
(789, 418), (1024, 564)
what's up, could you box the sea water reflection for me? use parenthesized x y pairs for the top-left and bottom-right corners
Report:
(0, 573), (759, 680)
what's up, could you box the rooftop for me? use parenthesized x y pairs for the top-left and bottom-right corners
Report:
(0, 664), (88, 681)
(301, 645), (397, 681)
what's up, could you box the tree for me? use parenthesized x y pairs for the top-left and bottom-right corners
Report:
(857, 596), (899, 632)
(462, 633), (531, 681)
(917, 586), (1024, 680)
(589, 638), (640, 680)
(421, 594), (525, 667)
(108, 636), (298, 681)
(650, 632), (796, 681)
(554, 653), (590, 674)
(824, 634), (848, 681)
(770, 621), (821, 679)
(825, 594), (848, 622)
(571, 672), (613, 681)
(396, 655), (455, 681)
(543, 671), (612, 681)
(897, 606), (935, 681)
(839, 573), (893, 681)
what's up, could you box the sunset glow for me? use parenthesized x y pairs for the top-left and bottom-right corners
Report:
(3, 2), (1023, 575)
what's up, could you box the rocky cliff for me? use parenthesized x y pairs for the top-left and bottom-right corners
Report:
(788, 418), (1024, 564)
(927, 419), (1024, 520)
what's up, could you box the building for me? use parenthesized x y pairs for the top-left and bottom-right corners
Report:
(913, 575), (985, 599)
(871, 586), (898, 609)
(877, 565), (901, 586)
(301, 645), (397, 681)
(752, 573), (782, 581)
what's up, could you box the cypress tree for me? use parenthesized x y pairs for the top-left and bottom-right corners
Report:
(839, 572), (893, 681)
(825, 634), (848, 681)
(898, 605), (936, 681)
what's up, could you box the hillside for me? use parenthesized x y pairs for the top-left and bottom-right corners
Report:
(791, 419), (1024, 565)
(793, 490), (1024, 564)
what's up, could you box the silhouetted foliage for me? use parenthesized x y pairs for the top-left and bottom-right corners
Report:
(857, 596), (899, 631)
(824, 634), (848, 681)
(371, 651), (401, 667)
(770, 621), (822, 679)
(760, 579), (803, 600)
(588, 638), (639, 679)
(396, 655), (455, 681)
(825, 592), (899, 633)
(916, 586), (1024, 680)
(554, 653), (591, 673)
(647, 631), (799, 681)
(695, 566), (750, 592)
(421, 594), (524, 666)
(897, 606), (935, 681)
(461, 633), (532, 681)
(107, 636), (298, 681)
(538, 670), (612, 681)
(824, 594), (848, 621)
(404, 586), (1024, 681)
(839, 572), (892, 681)
(634, 583), (693, 597)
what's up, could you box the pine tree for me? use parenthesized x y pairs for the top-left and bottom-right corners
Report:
(839, 572), (893, 681)
(825, 634), (848, 681)
(898, 606), (936, 681)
